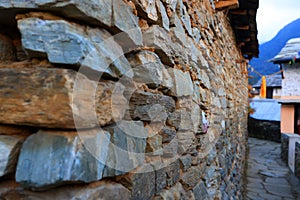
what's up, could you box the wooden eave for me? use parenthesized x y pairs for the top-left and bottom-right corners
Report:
(229, 0), (259, 59)
(215, 0), (239, 10)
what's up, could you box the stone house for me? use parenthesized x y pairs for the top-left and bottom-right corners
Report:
(272, 38), (300, 134)
(271, 38), (300, 177)
(0, 0), (258, 199)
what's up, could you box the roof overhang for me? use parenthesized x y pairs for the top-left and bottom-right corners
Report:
(229, 0), (259, 59)
(278, 99), (300, 104)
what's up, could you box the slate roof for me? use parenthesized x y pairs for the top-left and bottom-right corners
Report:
(271, 38), (300, 64)
(250, 99), (281, 121)
(252, 74), (282, 88)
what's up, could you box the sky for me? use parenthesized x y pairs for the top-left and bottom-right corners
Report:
(257, 0), (300, 44)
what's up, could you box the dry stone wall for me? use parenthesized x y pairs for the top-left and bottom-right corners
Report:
(0, 0), (249, 199)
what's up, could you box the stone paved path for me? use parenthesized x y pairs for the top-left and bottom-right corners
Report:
(245, 137), (300, 200)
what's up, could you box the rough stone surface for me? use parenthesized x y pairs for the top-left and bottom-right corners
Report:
(16, 129), (111, 190)
(181, 163), (205, 189)
(17, 16), (133, 79)
(143, 25), (176, 65)
(129, 91), (175, 122)
(0, 0), (142, 47)
(0, 180), (130, 200)
(128, 50), (164, 88)
(193, 181), (209, 200)
(0, 68), (127, 128)
(0, 135), (24, 177)
(133, 0), (158, 22)
(0, 0), (113, 26)
(167, 68), (194, 97)
(0, 0), (251, 199)
(112, 0), (143, 48)
(117, 166), (156, 200)
(156, 0), (170, 31)
(167, 109), (194, 131)
(0, 32), (15, 61)
(159, 126), (177, 143)
(103, 120), (148, 176)
(158, 182), (187, 199)
(165, 160), (180, 187)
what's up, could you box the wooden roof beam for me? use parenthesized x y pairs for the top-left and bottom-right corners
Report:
(215, 0), (239, 10)
(235, 25), (250, 30)
(231, 10), (247, 15)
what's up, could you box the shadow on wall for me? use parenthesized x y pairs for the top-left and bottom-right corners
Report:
(248, 117), (281, 142)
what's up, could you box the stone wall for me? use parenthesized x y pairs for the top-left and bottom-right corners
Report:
(0, 0), (249, 199)
(295, 141), (300, 179)
(248, 117), (281, 142)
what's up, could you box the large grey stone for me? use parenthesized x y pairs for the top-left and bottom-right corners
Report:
(162, 137), (178, 158)
(193, 181), (209, 200)
(103, 120), (148, 176)
(128, 50), (164, 88)
(181, 163), (206, 189)
(167, 109), (194, 131)
(177, 131), (196, 155)
(128, 50), (173, 91)
(129, 91), (176, 122)
(117, 166), (156, 200)
(156, 0), (170, 31)
(112, 0), (143, 48)
(132, 0), (158, 22)
(0, 68), (127, 128)
(167, 68), (194, 97)
(0, 0), (113, 27)
(16, 129), (111, 190)
(159, 126), (177, 143)
(176, 0), (192, 36)
(143, 25), (176, 66)
(0, 135), (24, 177)
(0, 0), (142, 47)
(0, 180), (130, 200)
(165, 159), (180, 187)
(17, 16), (133, 79)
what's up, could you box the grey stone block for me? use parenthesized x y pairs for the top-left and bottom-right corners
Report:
(103, 120), (147, 176)
(167, 68), (194, 97)
(16, 129), (111, 190)
(0, 135), (24, 177)
(17, 17), (133, 79)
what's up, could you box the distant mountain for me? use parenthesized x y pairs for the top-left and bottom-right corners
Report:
(249, 18), (300, 85)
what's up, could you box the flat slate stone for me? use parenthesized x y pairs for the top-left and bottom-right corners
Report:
(167, 68), (194, 97)
(0, 0), (113, 26)
(17, 16), (133, 79)
(16, 129), (111, 190)
(0, 135), (24, 177)
(103, 120), (148, 176)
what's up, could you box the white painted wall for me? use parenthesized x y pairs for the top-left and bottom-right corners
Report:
(282, 64), (300, 97)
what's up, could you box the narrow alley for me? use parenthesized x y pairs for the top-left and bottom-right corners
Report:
(245, 138), (300, 200)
